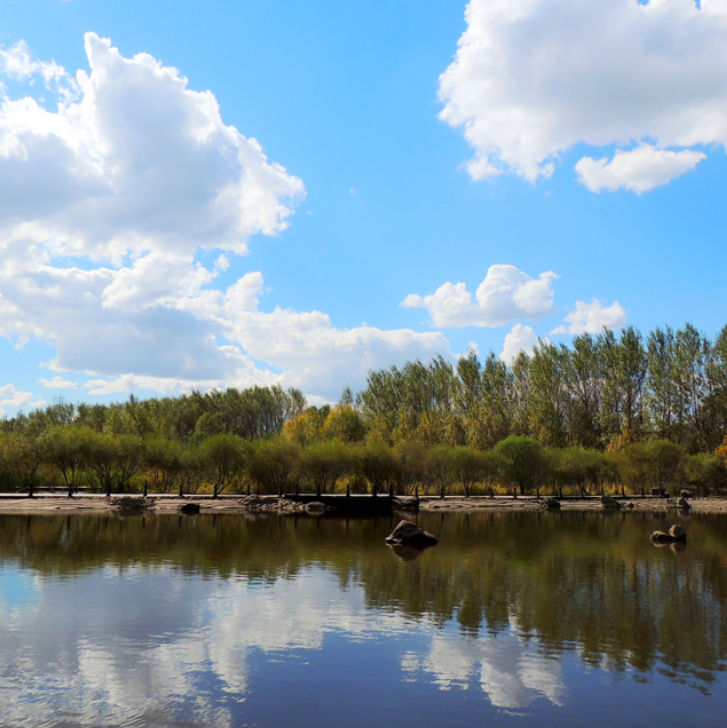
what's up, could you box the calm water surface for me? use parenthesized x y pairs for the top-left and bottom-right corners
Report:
(0, 511), (726, 728)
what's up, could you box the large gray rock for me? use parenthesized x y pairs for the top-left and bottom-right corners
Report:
(385, 520), (438, 547)
(109, 496), (154, 510)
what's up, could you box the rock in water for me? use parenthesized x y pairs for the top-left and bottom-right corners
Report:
(651, 524), (687, 544)
(543, 497), (561, 510)
(385, 520), (438, 547)
(179, 502), (201, 515)
(601, 495), (621, 510)
(677, 497), (690, 510)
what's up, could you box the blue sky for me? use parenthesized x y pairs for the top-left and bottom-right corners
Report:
(1, 0), (726, 412)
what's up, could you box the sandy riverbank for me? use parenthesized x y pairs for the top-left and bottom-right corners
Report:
(418, 496), (727, 514)
(0, 494), (725, 516)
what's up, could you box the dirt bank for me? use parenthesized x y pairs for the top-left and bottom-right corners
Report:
(0, 493), (725, 516)
(418, 496), (727, 514)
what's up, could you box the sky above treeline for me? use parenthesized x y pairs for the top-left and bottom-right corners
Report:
(1, 0), (726, 414)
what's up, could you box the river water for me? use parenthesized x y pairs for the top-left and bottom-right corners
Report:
(0, 510), (725, 727)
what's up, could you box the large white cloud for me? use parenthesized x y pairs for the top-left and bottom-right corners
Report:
(0, 33), (305, 261)
(402, 264), (557, 328)
(0, 35), (450, 404)
(439, 0), (727, 190)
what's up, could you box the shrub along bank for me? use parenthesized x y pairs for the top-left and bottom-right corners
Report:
(1, 429), (725, 498)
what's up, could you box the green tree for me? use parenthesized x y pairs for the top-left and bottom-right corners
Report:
(357, 443), (397, 496)
(86, 432), (142, 496)
(493, 436), (548, 495)
(247, 438), (300, 495)
(142, 437), (184, 494)
(199, 434), (247, 498)
(298, 440), (351, 496)
(41, 427), (95, 496)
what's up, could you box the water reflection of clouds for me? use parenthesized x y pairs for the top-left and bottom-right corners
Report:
(401, 632), (565, 709)
(0, 565), (565, 724)
(0, 567), (421, 726)
(0, 567), (39, 615)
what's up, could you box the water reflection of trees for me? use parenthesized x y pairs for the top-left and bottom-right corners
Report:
(1, 512), (726, 688)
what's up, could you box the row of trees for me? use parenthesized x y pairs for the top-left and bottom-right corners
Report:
(4, 324), (725, 456)
(1, 427), (725, 498)
(353, 323), (727, 453)
(1, 321), (726, 496)
(0, 385), (307, 441)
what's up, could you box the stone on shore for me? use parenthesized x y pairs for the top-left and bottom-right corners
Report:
(109, 496), (154, 510)
(601, 495), (621, 510)
(238, 495), (262, 507)
(385, 520), (438, 547)
(305, 501), (328, 514)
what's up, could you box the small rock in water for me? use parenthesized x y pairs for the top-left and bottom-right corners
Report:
(677, 497), (690, 510)
(179, 502), (201, 515)
(543, 497), (561, 510)
(651, 524), (687, 544)
(385, 520), (438, 547)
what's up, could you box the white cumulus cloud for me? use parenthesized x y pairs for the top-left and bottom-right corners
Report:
(552, 299), (626, 335)
(439, 0), (727, 190)
(0, 35), (450, 404)
(39, 376), (78, 389)
(0, 33), (305, 263)
(402, 264), (557, 328)
(0, 384), (45, 415)
(0, 40), (69, 88)
(575, 145), (705, 193)
(500, 324), (540, 364)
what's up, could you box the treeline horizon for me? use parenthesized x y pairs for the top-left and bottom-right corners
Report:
(1, 322), (726, 496)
